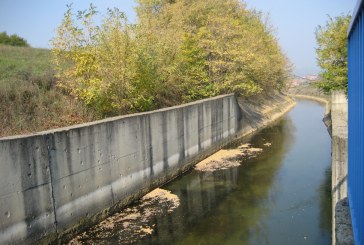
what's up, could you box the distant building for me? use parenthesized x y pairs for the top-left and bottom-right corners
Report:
(290, 75), (319, 87)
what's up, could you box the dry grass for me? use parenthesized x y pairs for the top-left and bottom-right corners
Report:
(0, 45), (97, 138)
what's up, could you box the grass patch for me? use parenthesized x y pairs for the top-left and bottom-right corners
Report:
(0, 45), (97, 137)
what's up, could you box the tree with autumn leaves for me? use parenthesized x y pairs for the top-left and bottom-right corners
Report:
(315, 14), (351, 93)
(51, 0), (291, 117)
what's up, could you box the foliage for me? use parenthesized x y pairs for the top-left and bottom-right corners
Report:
(51, 1), (291, 117)
(0, 45), (96, 137)
(52, 5), (153, 116)
(0, 32), (29, 47)
(315, 14), (351, 93)
(135, 0), (291, 100)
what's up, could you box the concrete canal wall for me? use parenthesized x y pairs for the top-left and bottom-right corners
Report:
(0, 93), (295, 244)
(329, 92), (354, 245)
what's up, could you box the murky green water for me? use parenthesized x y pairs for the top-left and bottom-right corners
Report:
(74, 100), (332, 244)
(136, 100), (332, 245)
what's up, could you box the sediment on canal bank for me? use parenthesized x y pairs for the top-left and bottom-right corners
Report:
(0, 92), (295, 244)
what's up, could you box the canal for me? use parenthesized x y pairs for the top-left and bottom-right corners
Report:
(69, 99), (332, 245)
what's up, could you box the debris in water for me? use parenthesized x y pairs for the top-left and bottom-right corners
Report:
(142, 188), (180, 213)
(67, 188), (180, 245)
(263, 142), (272, 147)
(195, 143), (263, 172)
(239, 143), (251, 148)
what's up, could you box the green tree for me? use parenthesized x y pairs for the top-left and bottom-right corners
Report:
(52, 0), (291, 117)
(0, 32), (29, 47)
(136, 0), (291, 100)
(51, 4), (103, 113)
(51, 5), (140, 116)
(315, 14), (351, 93)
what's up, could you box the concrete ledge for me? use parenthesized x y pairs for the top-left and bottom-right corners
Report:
(289, 93), (329, 105)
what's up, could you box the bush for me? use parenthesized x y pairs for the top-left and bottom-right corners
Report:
(0, 32), (29, 47)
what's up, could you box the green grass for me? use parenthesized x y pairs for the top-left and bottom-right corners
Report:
(0, 45), (96, 137)
(0, 45), (52, 78)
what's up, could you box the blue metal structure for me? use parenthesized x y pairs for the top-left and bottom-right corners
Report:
(348, 0), (364, 244)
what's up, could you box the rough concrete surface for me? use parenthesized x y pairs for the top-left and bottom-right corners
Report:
(0, 93), (295, 244)
(0, 135), (56, 245)
(236, 92), (296, 138)
(335, 198), (354, 245)
(329, 92), (353, 245)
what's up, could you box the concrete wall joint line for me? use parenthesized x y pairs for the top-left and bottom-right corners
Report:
(45, 134), (59, 235)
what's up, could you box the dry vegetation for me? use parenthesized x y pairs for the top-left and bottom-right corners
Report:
(0, 45), (96, 137)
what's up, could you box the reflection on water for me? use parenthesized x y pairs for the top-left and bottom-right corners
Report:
(320, 167), (332, 232)
(77, 100), (332, 245)
(137, 100), (331, 245)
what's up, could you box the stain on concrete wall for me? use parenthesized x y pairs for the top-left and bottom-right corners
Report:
(0, 135), (55, 244)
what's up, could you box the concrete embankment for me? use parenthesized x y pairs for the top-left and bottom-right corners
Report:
(0, 92), (295, 244)
(329, 92), (354, 245)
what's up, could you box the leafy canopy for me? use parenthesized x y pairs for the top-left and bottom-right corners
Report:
(51, 1), (291, 117)
(315, 14), (351, 93)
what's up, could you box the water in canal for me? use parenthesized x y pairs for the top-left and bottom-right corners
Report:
(74, 99), (332, 245)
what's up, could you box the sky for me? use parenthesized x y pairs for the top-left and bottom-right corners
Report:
(0, 0), (358, 75)
(243, 0), (357, 75)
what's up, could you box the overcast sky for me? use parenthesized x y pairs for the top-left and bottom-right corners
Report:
(0, 0), (358, 75)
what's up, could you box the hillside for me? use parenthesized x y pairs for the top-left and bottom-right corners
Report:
(0, 45), (96, 137)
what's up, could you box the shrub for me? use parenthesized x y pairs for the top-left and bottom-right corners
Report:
(0, 32), (29, 47)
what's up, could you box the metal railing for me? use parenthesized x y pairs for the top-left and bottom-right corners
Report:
(348, 0), (364, 244)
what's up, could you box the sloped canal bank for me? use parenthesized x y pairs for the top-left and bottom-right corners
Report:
(69, 99), (332, 245)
